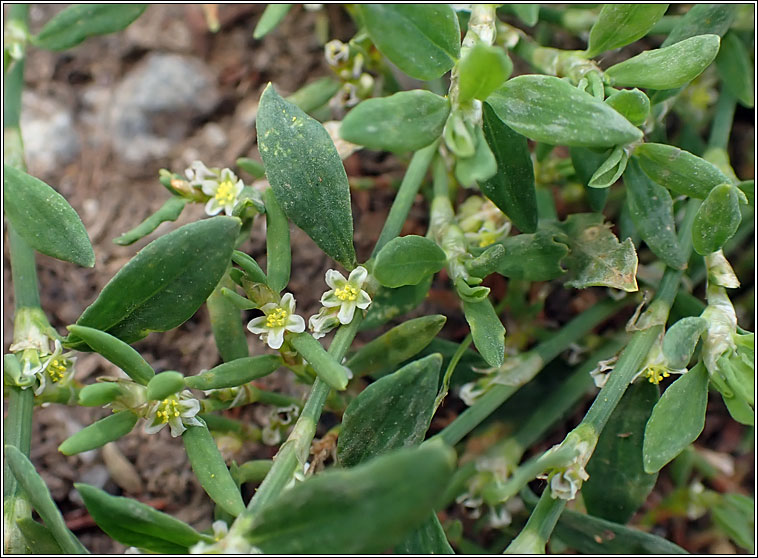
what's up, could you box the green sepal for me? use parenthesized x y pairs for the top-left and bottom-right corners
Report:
(245, 444), (457, 554)
(480, 102), (537, 233)
(58, 411), (139, 455)
(70, 217), (240, 346)
(66, 325), (155, 384)
(146, 371), (185, 401)
(643, 363), (709, 473)
(462, 298), (505, 367)
(487, 75), (642, 148)
(182, 424), (245, 517)
(257, 84), (356, 269)
(356, 4), (460, 81)
(3, 165), (95, 267)
(75, 483), (211, 552)
(346, 315), (446, 379)
(33, 4), (147, 51)
(606, 35), (721, 90)
(338, 354), (442, 467)
(373, 235), (447, 288)
(113, 197), (187, 246)
(185, 355), (282, 390)
(340, 90), (450, 152)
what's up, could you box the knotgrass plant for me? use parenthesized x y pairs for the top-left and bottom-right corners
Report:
(3, 4), (754, 554)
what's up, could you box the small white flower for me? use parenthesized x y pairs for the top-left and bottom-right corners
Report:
(308, 307), (341, 339)
(324, 39), (349, 66)
(589, 355), (618, 388)
(144, 390), (203, 437)
(320, 267), (371, 325)
(247, 293), (306, 350)
(459, 381), (487, 406)
(189, 521), (263, 554)
(547, 466), (589, 501)
(18, 340), (76, 396)
(632, 334), (687, 385)
(185, 161), (244, 216)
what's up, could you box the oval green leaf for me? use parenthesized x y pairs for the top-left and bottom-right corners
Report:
(606, 34), (721, 90)
(458, 43), (513, 103)
(146, 371), (185, 401)
(374, 235), (447, 288)
(663, 317), (708, 370)
(58, 411), (138, 455)
(692, 183), (743, 255)
(604, 88), (650, 127)
(587, 4), (669, 57)
(357, 4), (460, 81)
(257, 84), (356, 269)
(487, 76), (642, 148)
(340, 90), (449, 152)
(185, 355), (282, 390)
(71, 217), (240, 346)
(3, 165), (95, 267)
(463, 298), (505, 367)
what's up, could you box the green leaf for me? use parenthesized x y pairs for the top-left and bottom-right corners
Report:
(207, 275), (250, 362)
(623, 159), (686, 270)
(373, 235), (447, 288)
(246, 444), (457, 554)
(361, 276), (433, 330)
(58, 411), (138, 455)
(78, 382), (123, 407)
(5, 445), (89, 554)
(340, 90), (450, 152)
(458, 44), (513, 103)
(253, 4), (292, 39)
(692, 183), (743, 255)
(3, 165), (95, 267)
(286, 77), (342, 114)
(182, 425), (245, 517)
(232, 250), (268, 285)
(394, 513), (454, 554)
(661, 4), (736, 47)
(547, 213), (638, 292)
(716, 32), (754, 108)
(465, 244), (506, 279)
(16, 518), (63, 555)
(357, 4), (460, 81)
(264, 188), (291, 293)
(588, 145), (629, 189)
(552, 508), (687, 554)
(712, 493), (755, 552)
(66, 325), (155, 384)
(570, 147), (611, 212)
(480, 102), (537, 233)
(236, 157), (266, 179)
(487, 76), (642, 148)
(70, 217), (239, 346)
(346, 315), (446, 379)
(145, 371), (185, 401)
(584, 382), (659, 524)
(634, 143), (731, 199)
(113, 197), (187, 246)
(495, 230), (569, 281)
(607, 34), (721, 90)
(338, 354), (441, 467)
(463, 298), (505, 367)
(185, 355), (282, 390)
(33, 4), (147, 51)
(289, 333), (350, 390)
(663, 317), (708, 369)
(604, 89), (650, 127)
(643, 363), (709, 473)
(454, 124), (498, 187)
(76, 483), (210, 553)
(257, 84), (356, 269)
(586, 4), (669, 57)
(512, 4), (540, 26)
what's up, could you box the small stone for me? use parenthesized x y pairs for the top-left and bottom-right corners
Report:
(20, 91), (81, 176)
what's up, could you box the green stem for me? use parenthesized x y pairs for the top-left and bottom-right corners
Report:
(432, 297), (626, 446)
(3, 388), (33, 501)
(708, 89), (736, 151)
(504, 490), (566, 554)
(371, 140), (439, 257)
(9, 228), (40, 310)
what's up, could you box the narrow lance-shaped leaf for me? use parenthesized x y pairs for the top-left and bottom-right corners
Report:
(185, 355), (282, 390)
(340, 90), (450, 152)
(661, 3), (736, 47)
(15, 518), (63, 555)
(207, 275), (249, 362)
(114, 196), (187, 246)
(346, 315), (446, 379)
(289, 332), (350, 390)
(463, 298), (505, 367)
(357, 4), (460, 81)
(33, 4), (147, 51)
(58, 412), (139, 455)
(182, 425), (245, 517)
(253, 4), (291, 39)
(480, 102), (537, 233)
(373, 235), (447, 288)
(245, 444), (457, 554)
(623, 159), (686, 270)
(586, 4), (669, 57)
(716, 32), (754, 108)
(338, 354), (442, 467)
(4, 165), (95, 267)
(70, 217), (240, 347)
(487, 76), (642, 148)
(76, 483), (211, 553)
(606, 34), (721, 90)
(584, 381), (660, 524)
(643, 363), (709, 473)
(66, 325), (155, 384)
(257, 84), (356, 269)
(264, 188), (291, 293)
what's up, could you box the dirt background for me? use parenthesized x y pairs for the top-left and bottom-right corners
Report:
(3, 4), (754, 554)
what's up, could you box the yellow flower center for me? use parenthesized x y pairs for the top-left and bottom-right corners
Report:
(215, 180), (237, 206)
(155, 396), (182, 424)
(478, 231), (499, 248)
(265, 307), (289, 328)
(47, 358), (69, 383)
(645, 365), (670, 384)
(335, 284), (359, 302)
